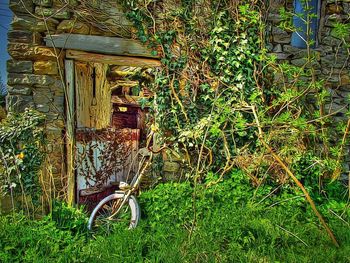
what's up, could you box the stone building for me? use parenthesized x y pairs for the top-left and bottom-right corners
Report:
(5, 0), (350, 204)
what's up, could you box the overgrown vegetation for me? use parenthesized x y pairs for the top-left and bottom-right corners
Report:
(1, 0), (349, 260)
(0, 171), (349, 262)
(0, 109), (46, 214)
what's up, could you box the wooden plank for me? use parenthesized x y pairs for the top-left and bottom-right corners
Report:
(64, 59), (76, 206)
(91, 63), (112, 129)
(67, 50), (161, 67)
(45, 34), (157, 58)
(75, 62), (93, 128)
(75, 62), (112, 129)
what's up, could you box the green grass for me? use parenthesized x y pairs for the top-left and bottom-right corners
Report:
(0, 171), (349, 262)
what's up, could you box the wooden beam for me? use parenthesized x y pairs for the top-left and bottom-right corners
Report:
(65, 59), (76, 206)
(45, 34), (158, 58)
(66, 50), (161, 67)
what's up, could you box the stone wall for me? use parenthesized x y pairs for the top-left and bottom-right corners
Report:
(267, 0), (350, 171)
(268, 0), (349, 105)
(6, 0), (350, 194)
(6, 0), (133, 195)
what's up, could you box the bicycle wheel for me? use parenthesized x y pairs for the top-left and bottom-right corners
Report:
(88, 192), (140, 232)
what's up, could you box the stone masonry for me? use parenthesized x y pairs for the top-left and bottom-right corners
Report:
(267, 0), (350, 171)
(6, 0), (350, 196)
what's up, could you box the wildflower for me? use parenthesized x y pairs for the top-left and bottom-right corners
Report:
(17, 152), (25, 159)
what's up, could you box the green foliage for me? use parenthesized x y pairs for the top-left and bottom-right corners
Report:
(0, 109), (46, 206)
(0, 213), (86, 263)
(1, 172), (349, 262)
(49, 201), (89, 235)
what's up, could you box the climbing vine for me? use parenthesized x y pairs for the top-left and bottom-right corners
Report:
(118, 1), (349, 190)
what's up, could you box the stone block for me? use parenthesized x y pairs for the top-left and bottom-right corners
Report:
(11, 14), (59, 33)
(53, 0), (78, 7)
(324, 14), (347, 27)
(267, 13), (282, 24)
(36, 104), (50, 113)
(34, 61), (58, 75)
(321, 36), (343, 46)
(9, 0), (34, 14)
(8, 43), (61, 60)
(8, 73), (57, 86)
(35, 6), (71, 20)
(268, 52), (291, 60)
(321, 54), (347, 68)
(326, 3), (343, 15)
(7, 95), (34, 112)
(272, 27), (291, 44)
(341, 74), (350, 85)
(7, 60), (33, 73)
(7, 85), (32, 95)
(273, 44), (283, 52)
(57, 20), (90, 34)
(8, 31), (42, 45)
(163, 161), (180, 173)
(33, 93), (52, 105)
(52, 95), (64, 108)
(33, 0), (53, 7)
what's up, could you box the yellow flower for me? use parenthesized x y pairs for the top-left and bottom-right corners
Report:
(17, 152), (25, 159)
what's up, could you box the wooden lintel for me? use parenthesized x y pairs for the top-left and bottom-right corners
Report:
(45, 34), (158, 58)
(66, 50), (161, 68)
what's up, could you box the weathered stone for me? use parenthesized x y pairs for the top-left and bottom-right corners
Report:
(8, 43), (61, 60)
(11, 14), (59, 33)
(7, 85), (32, 95)
(7, 30), (42, 45)
(35, 6), (71, 20)
(7, 60), (33, 73)
(268, 52), (291, 60)
(324, 14), (347, 27)
(33, 94), (52, 105)
(268, 0), (286, 12)
(316, 45), (333, 56)
(321, 36), (343, 46)
(34, 61), (58, 75)
(7, 95), (34, 112)
(273, 44), (283, 52)
(52, 95), (64, 108)
(272, 27), (291, 44)
(341, 74), (350, 85)
(53, 0), (78, 7)
(163, 161), (180, 173)
(8, 73), (57, 86)
(267, 13), (282, 24)
(321, 54), (347, 68)
(9, 0), (34, 14)
(36, 104), (50, 113)
(57, 20), (90, 34)
(344, 3), (350, 14)
(327, 4), (343, 15)
(290, 57), (320, 68)
(33, 0), (53, 7)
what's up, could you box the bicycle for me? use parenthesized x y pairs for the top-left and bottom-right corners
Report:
(87, 132), (165, 231)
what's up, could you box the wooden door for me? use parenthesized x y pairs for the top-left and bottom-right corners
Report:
(73, 61), (139, 203)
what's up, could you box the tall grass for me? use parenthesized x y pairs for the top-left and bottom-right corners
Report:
(0, 171), (349, 262)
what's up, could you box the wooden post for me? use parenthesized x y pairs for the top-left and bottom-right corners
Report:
(65, 60), (76, 206)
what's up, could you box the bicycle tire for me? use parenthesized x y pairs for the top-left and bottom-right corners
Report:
(88, 192), (140, 231)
